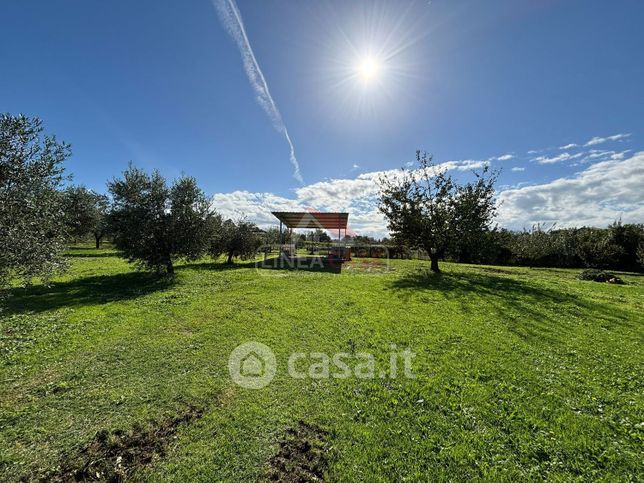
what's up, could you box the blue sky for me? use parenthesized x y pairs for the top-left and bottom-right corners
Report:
(2, 0), (643, 236)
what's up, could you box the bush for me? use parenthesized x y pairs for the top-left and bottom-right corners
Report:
(575, 228), (624, 269)
(577, 269), (623, 284)
(609, 222), (644, 271)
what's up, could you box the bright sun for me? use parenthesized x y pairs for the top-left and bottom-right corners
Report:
(357, 57), (380, 81)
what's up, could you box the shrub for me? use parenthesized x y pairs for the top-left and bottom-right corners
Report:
(577, 269), (623, 284)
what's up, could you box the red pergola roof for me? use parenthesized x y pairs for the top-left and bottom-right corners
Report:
(271, 211), (349, 230)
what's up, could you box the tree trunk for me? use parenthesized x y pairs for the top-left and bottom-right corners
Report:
(429, 254), (440, 273)
(95, 235), (101, 249)
(227, 252), (234, 264)
(166, 260), (174, 274)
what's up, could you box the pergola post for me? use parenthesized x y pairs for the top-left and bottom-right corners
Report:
(279, 221), (283, 246)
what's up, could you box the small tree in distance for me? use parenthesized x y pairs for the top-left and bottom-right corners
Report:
(62, 186), (110, 248)
(108, 165), (214, 274)
(211, 219), (262, 264)
(378, 151), (498, 272)
(307, 229), (331, 243)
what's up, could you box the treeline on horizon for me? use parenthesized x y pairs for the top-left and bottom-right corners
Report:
(443, 223), (644, 272)
(280, 224), (644, 273)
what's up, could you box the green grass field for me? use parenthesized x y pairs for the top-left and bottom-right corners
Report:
(1, 245), (643, 481)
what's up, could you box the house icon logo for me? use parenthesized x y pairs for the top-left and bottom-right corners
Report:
(229, 342), (276, 389)
(241, 351), (265, 377)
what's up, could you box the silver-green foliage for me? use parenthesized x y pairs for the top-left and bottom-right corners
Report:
(108, 165), (216, 274)
(210, 219), (262, 264)
(62, 186), (110, 247)
(0, 114), (69, 287)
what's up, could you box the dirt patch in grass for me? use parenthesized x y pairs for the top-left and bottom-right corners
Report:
(266, 421), (331, 482)
(38, 405), (205, 482)
(345, 259), (391, 273)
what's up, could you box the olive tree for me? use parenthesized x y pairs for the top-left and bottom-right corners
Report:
(0, 114), (69, 288)
(211, 219), (262, 264)
(108, 165), (214, 274)
(574, 227), (625, 269)
(307, 229), (331, 243)
(62, 186), (110, 248)
(378, 151), (498, 272)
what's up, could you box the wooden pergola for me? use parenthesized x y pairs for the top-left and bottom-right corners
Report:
(271, 211), (351, 261)
(271, 211), (349, 242)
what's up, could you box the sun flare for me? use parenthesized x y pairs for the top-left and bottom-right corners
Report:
(357, 56), (380, 80)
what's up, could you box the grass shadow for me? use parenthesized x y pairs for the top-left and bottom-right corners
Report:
(65, 252), (119, 258)
(177, 257), (343, 274)
(256, 256), (342, 273)
(1, 272), (174, 316)
(389, 269), (635, 345)
(175, 261), (254, 272)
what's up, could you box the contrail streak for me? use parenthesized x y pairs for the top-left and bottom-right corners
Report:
(213, 0), (303, 183)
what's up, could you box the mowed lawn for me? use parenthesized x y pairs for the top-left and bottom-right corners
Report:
(1, 246), (643, 481)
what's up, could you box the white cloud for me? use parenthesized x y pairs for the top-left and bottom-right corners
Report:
(210, 152), (644, 238)
(559, 143), (578, 150)
(211, 159), (492, 238)
(497, 151), (644, 229)
(532, 152), (583, 164)
(584, 133), (631, 147)
(609, 151), (629, 160)
(211, 191), (304, 224)
(575, 149), (631, 166)
(588, 149), (612, 158)
(496, 154), (514, 161)
(442, 159), (489, 171)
